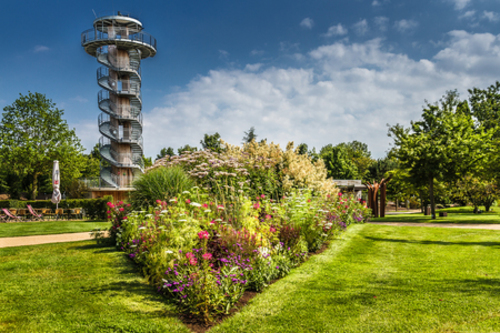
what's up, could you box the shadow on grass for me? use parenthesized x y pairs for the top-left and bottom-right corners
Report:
(71, 242), (117, 252)
(363, 236), (500, 247)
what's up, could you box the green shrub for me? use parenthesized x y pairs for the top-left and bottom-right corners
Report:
(129, 166), (194, 209)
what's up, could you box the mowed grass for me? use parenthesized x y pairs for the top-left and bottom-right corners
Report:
(0, 220), (111, 238)
(2, 225), (500, 332)
(373, 206), (500, 224)
(0, 241), (190, 333)
(211, 224), (500, 333)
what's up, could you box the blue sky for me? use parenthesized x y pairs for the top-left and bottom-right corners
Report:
(1, 0), (499, 158)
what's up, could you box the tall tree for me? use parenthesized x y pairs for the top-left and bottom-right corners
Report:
(177, 144), (198, 155)
(156, 147), (175, 160)
(296, 143), (309, 155)
(200, 132), (223, 153)
(0, 92), (86, 199)
(388, 91), (492, 219)
(468, 81), (500, 131)
(320, 144), (359, 180)
(242, 126), (257, 143)
(337, 141), (374, 180)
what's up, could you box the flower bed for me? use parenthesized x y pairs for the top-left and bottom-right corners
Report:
(106, 189), (370, 325)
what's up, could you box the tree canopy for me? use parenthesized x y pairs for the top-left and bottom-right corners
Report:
(388, 91), (493, 218)
(0, 92), (86, 199)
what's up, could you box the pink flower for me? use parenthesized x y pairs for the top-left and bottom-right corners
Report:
(118, 201), (123, 205)
(253, 203), (260, 210)
(198, 231), (210, 240)
(106, 210), (111, 214)
(127, 204), (131, 207)
(203, 203), (208, 208)
(123, 216), (128, 220)
(107, 215), (111, 219)
(307, 199), (311, 203)
(186, 253), (197, 266)
(119, 207), (124, 212)
(217, 204), (224, 210)
(156, 200), (161, 204)
(265, 214), (272, 220)
(185, 199), (191, 204)
(270, 227), (276, 233)
(210, 220), (215, 224)
(261, 194), (266, 199)
(202, 253), (212, 260)
(338, 192), (343, 196)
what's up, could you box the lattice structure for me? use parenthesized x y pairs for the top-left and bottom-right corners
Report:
(81, 12), (156, 190)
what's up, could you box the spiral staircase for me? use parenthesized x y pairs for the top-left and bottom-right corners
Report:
(81, 12), (156, 190)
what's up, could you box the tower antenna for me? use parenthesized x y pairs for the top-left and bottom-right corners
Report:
(92, 9), (97, 19)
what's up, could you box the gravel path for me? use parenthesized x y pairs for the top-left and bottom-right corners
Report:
(369, 222), (500, 230)
(0, 231), (109, 248)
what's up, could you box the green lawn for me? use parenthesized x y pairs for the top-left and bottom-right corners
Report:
(211, 224), (500, 332)
(0, 220), (111, 238)
(0, 241), (189, 333)
(2, 225), (500, 332)
(373, 206), (500, 224)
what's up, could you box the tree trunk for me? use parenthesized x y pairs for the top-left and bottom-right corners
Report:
(429, 178), (436, 219)
(380, 183), (387, 217)
(31, 173), (39, 200)
(396, 198), (398, 212)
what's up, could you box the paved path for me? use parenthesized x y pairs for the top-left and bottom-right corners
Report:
(1, 223), (498, 249)
(0, 231), (108, 249)
(369, 222), (500, 230)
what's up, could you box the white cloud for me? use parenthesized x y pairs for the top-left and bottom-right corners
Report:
(34, 45), (49, 53)
(374, 16), (389, 31)
(71, 96), (89, 103)
(143, 31), (500, 159)
(279, 42), (300, 52)
(459, 10), (476, 19)
(250, 49), (265, 56)
(300, 17), (314, 29)
(447, 0), (471, 10)
(353, 19), (369, 36)
(71, 119), (100, 153)
(323, 24), (348, 37)
(245, 63), (263, 71)
(219, 50), (229, 59)
(482, 11), (500, 22)
(394, 19), (418, 33)
(372, 0), (389, 6)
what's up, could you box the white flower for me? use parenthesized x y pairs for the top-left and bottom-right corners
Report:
(190, 202), (202, 207)
(178, 219), (187, 222)
(130, 245), (137, 248)
(165, 250), (173, 254)
(204, 209), (211, 213)
(182, 191), (191, 194)
(160, 210), (168, 213)
(215, 218), (222, 222)
(169, 199), (177, 202)
(138, 227), (146, 230)
(145, 214), (153, 218)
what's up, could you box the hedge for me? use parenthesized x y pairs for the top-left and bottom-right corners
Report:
(0, 196), (113, 220)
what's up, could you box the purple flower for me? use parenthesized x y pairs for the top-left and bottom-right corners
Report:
(276, 266), (279, 269)
(129, 253), (136, 259)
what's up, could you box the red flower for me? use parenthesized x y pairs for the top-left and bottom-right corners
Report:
(185, 199), (191, 204)
(202, 253), (212, 260)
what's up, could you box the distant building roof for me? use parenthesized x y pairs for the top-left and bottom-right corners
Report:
(332, 180), (366, 191)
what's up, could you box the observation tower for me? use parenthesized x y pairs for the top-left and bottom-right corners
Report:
(81, 12), (156, 199)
